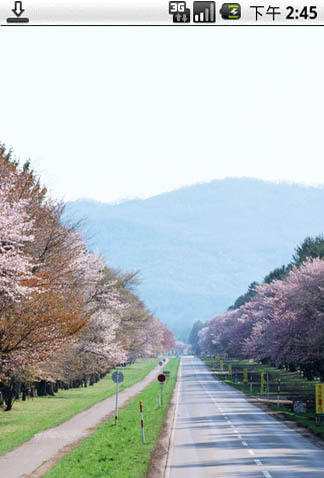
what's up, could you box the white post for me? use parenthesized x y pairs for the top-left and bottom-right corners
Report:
(161, 382), (163, 406)
(139, 401), (145, 443)
(277, 379), (280, 406)
(250, 376), (253, 393)
(267, 373), (270, 400)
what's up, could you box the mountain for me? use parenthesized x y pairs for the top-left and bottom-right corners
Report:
(66, 178), (324, 340)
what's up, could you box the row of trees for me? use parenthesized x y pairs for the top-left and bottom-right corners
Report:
(197, 236), (324, 381)
(0, 145), (174, 410)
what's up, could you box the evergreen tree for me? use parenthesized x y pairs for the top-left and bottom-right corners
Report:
(292, 235), (324, 266)
(263, 265), (291, 284)
(188, 320), (205, 354)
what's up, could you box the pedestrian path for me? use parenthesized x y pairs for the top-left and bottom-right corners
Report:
(0, 360), (167, 478)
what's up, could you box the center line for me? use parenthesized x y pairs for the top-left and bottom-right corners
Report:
(241, 441), (248, 446)
(248, 449), (255, 455)
(262, 472), (272, 478)
(254, 459), (263, 466)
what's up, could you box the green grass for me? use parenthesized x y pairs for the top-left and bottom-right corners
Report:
(202, 356), (324, 438)
(0, 358), (159, 456)
(44, 358), (179, 478)
(203, 356), (319, 399)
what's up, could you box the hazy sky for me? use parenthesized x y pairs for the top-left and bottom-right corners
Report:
(0, 27), (323, 203)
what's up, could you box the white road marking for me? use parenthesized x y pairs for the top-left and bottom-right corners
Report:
(198, 362), (272, 478)
(238, 435), (243, 439)
(164, 359), (182, 478)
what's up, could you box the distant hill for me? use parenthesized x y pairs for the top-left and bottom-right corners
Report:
(66, 178), (324, 340)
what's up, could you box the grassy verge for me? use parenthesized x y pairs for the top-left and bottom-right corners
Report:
(44, 358), (179, 478)
(202, 356), (324, 439)
(0, 358), (159, 456)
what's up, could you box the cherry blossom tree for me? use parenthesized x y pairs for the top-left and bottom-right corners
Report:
(0, 175), (35, 309)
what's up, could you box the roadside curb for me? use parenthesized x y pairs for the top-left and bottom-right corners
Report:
(147, 358), (181, 478)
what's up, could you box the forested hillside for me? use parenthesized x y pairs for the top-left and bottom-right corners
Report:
(67, 178), (324, 339)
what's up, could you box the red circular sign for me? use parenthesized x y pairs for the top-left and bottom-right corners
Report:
(157, 373), (166, 383)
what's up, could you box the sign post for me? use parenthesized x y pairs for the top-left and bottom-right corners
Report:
(112, 369), (124, 425)
(139, 400), (145, 443)
(261, 372), (266, 395)
(316, 383), (324, 423)
(158, 373), (166, 406)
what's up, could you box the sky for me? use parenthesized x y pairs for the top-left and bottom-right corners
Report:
(0, 27), (324, 203)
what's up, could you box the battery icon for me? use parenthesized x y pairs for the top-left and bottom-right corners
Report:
(220, 3), (241, 19)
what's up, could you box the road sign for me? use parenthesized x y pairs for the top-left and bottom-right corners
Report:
(112, 371), (124, 383)
(158, 374), (166, 383)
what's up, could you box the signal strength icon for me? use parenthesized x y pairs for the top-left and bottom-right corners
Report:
(193, 1), (216, 23)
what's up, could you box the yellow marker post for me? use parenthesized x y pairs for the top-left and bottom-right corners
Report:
(215, 353), (220, 368)
(261, 372), (266, 395)
(228, 364), (232, 376)
(316, 384), (324, 414)
(220, 360), (224, 371)
(243, 368), (248, 383)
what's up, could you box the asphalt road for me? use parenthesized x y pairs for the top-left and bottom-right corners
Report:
(165, 356), (324, 478)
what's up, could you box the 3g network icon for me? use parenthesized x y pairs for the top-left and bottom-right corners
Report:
(169, 1), (187, 14)
(169, 1), (191, 22)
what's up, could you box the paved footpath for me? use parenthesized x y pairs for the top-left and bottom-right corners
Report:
(0, 360), (167, 478)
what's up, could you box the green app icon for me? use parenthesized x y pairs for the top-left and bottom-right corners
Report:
(220, 3), (241, 19)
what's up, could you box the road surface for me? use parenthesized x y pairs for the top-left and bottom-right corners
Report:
(165, 356), (324, 477)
